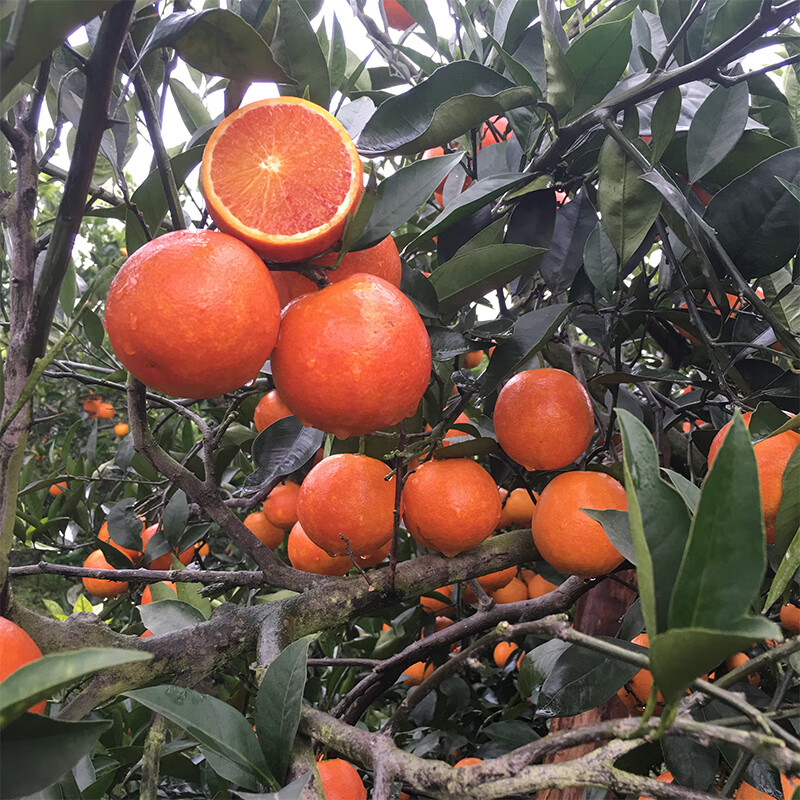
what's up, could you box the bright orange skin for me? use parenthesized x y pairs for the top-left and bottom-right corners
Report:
(83, 394), (102, 418)
(491, 577), (528, 604)
(105, 230), (280, 399)
(526, 573), (558, 599)
(202, 98), (363, 263)
(99, 518), (144, 562)
(420, 585), (454, 614)
(426, 412), (470, 447)
(402, 661), (434, 686)
(271, 274), (432, 439)
(639, 772), (673, 800)
(243, 512), (284, 549)
(287, 522), (351, 576)
(780, 603), (800, 634)
(382, 0), (417, 29)
(736, 776), (799, 800)
(476, 567), (516, 593)
(726, 652), (761, 686)
(357, 538), (393, 568)
(454, 757), (484, 768)
(403, 459), (501, 557)
(464, 351), (484, 369)
(262, 481), (301, 530)
(617, 634), (663, 714)
(48, 481), (67, 497)
(114, 423), (129, 436)
(317, 759), (367, 800)
(494, 369), (595, 470)
(141, 582), (177, 604)
(298, 454), (397, 557)
(480, 116), (511, 148)
(533, 471), (627, 578)
(708, 412), (800, 544)
(141, 524), (195, 570)
(0, 617), (46, 713)
(493, 641), (519, 668)
(82, 549), (129, 599)
(253, 390), (292, 433)
(499, 488), (538, 528)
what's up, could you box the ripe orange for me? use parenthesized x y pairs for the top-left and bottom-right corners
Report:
(357, 537), (393, 568)
(490, 577), (528, 604)
(317, 758), (367, 800)
(454, 757), (483, 768)
(82, 549), (129, 599)
(262, 481), (301, 530)
(526, 573), (558, 599)
(99, 518), (144, 562)
(617, 633), (663, 714)
(639, 772), (673, 800)
(253, 390), (291, 433)
(708, 412), (800, 544)
(141, 582), (177, 604)
(780, 603), (800, 634)
(297, 454), (397, 556)
(736, 776), (799, 800)
(96, 402), (115, 419)
(105, 230), (279, 399)
(83, 394), (102, 418)
(480, 116), (512, 148)
(243, 511), (284, 549)
(726, 652), (760, 686)
(287, 522), (351, 576)
(271, 274), (431, 438)
(476, 567), (516, 593)
(382, 0), (417, 30)
(464, 350), (484, 369)
(420, 585), (454, 614)
(0, 617), (46, 713)
(201, 97), (363, 263)
(402, 661), (433, 686)
(141, 524), (194, 570)
(114, 423), (129, 436)
(498, 488), (537, 529)
(312, 235), (401, 287)
(403, 459), (501, 557)
(493, 641), (519, 668)
(533, 471), (627, 578)
(494, 369), (595, 470)
(48, 481), (67, 497)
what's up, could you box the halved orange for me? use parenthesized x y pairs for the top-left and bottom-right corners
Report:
(201, 97), (363, 263)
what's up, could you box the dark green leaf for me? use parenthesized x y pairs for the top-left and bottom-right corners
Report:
(538, 0), (575, 117)
(482, 720), (538, 748)
(773, 444), (800, 559)
(583, 223), (618, 300)
(494, 0), (538, 52)
(662, 731), (718, 792)
(650, 87), (682, 164)
(328, 15), (347, 92)
(162, 489), (190, 549)
(107, 498), (143, 552)
(247, 417), (325, 488)
(170, 77), (212, 133)
(357, 62), (539, 156)
(255, 639), (310, 782)
(777, 176), (800, 204)
(583, 509), (634, 565)
(396, 0), (437, 50)
(749, 401), (793, 442)
(428, 329), (471, 361)
(138, 599), (206, 635)
(82, 310), (105, 349)
(235, 773), (312, 800)
(662, 469), (701, 514)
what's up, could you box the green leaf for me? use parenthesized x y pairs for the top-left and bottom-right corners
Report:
(494, 0), (539, 52)
(235, 773), (312, 800)
(82, 309), (105, 349)
(0, 648), (151, 729)
(687, 83), (749, 184)
(169, 78), (212, 133)
(247, 417), (325, 489)
(774, 445), (800, 558)
(538, 0), (575, 117)
(138, 9), (288, 83)
(583, 509), (635, 565)
(272, 0), (330, 108)
(662, 732), (718, 793)
(704, 147), (800, 278)
(328, 15), (347, 92)
(0, 715), (112, 798)
(126, 685), (275, 791)
(764, 525), (800, 612)
(430, 244), (546, 317)
(582, 223), (618, 300)
(650, 87), (682, 164)
(777, 176), (800, 204)
(357, 62), (539, 156)
(255, 639), (310, 783)
(106, 498), (143, 552)
(428, 328), (471, 361)
(564, 14), (633, 121)
(480, 303), (572, 397)
(353, 153), (464, 249)
(139, 599), (206, 635)
(617, 409), (691, 636)
(162, 489), (190, 549)
(175, 574), (213, 620)
(662, 469), (701, 515)
(396, 0), (438, 50)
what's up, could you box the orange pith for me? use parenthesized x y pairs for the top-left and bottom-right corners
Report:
(0, 617), (47, 714)
(201, 98), (363, 263)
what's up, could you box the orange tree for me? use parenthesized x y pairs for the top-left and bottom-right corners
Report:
(1, 1), (800, 798)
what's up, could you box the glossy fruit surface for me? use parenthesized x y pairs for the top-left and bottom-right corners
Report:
(105, 230), (280, 398)
(402, 661), (433, 686)
(490, 577), (528, 604)
(271, 274), (431, 438)
(202, 98), (363, 262)
(114, 423), (129, 436)
(532, 471), (626, 578)
(253, 390), (292, 433)
(82, 549), (129, 599)
(287, 522), (351, 576)
(494, 369), (595, 470)
(99, 518), (144, 562)
(454, 757), (483, 767)
(298, 454), (397, 556)
(498, 488), (537, 528)
(262, 481), (301, 530)
(403, 459), (501, 557)
(357, 537), (393, 568)
(317, 758), (367, 800)
(243, 512), (284, 549)
(141, 524), (194, 570)
(493, 641), (519, 668)
(0, 617), (46, 713)
(420, 585), (453, 614)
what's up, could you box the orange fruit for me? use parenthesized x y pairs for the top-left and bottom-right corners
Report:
(48, 481), (67, 497)
(253, 390), (292, 433)
(494, 369), (595, 470)
(287, 522), (351, 576)
(297, 454), (397, 556)
(243, 511), (284, 549)
(639, 772), (673, 800)
(98, 518), (144, 562)
(0, 617), (47, 713)
(83, 394), (102, 418)
(736, 776), (799, 800)
(464, 351), (484, 369)
(140, 629), (154, 639)
(357, 537), (393, 568)
(617, 633), (663, 714)
(476, 567), (516, 593)
(114, 422), (129, 436)
(96, 402), (115, 419)
(403, 459), (501, 557)
(382, 0), (417, 30)
(490, 577), (528, 604)
(271, 274), (431, 439)
(780, 603), (800, 634)
(480, 116), (512, 148)
(201, 97), (363, 263)
(105, 230), (279, 399)
(262, 481), (301, 530)
(708, 412), (800, 544)
(141, 582), (177, 604)
(526, 573), (558, 599)
(493, 641), (519, 668)
(402, 661), (434, 686)
(499, 488), (537, 529)
(82, 549), (129, 599)
(195, 542), (210, 557)
(532, 471), (627, 578)
(317, 758), (367, 800)
(420, 585), (454, 614)
(454, 757), (483, 768)
(141, 524), (194, 570)
(726, 652), (760, 686)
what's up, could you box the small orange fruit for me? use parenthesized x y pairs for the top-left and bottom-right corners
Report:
(499, 488), (537, 529)
(83, 394), (102, 418)
(298, 454), (397, 556)
(420, 585), (454, 614)
(617, 633), (663, 714)
(402, 661), (434, 686)
(494, 369), (595, 470)
(780, 603), (800, 634)
(493, 641), (519, 668)
(195, 541), (210, 557)
(141, 582), (177, 604)
(708, 412), (800, 544)
(382, 0), (418, 29)
(48, 481), (67, 497)
(490, 577), (528, 604)
(253, 390), (292, 433)
(0, 617), (47, 713)
(98, 518), (144, 562)
(532, 471), (627, 578)
(317, 758), (367, 800)
(312, 235), (402, 287)
(114, 422), (129, 436)
(96, 402), (115, 419)
(464, 350), (484, 369)
(287, 522), (351, 576)
(243, 511), (284, 549)
(639, 772), (673, 800)
(726, 652), (760, 686)
(201, 98), (363, 263)
(82, 550), (129, 599)
(271, 274), (432, 439)
(736, 776), (799, 800)
(105, 230), (280, 399)
(454, 756), (483, 768)
(476, 567), (516, 593)
(480, 116), (512, 148)
(526, 573), (558, 599)
(262, 481), (301, 530)
(141, 524), (194, 570)
(403, 459), (501, 557)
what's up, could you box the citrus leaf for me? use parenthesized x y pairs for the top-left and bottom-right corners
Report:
(235, 773), (312, 800)
(169, 77), (212, 133)
(773, 444), (800, 558)
(583, 223), (618, 300)
(583, 509), (635, 565)
(162, 489), (190, 549)
(764, 524), (800, 612)
(662, 732), (718, 793)
(650, 87), (682, 164)
(246, 417), (325, 489)
(538, 0), (575, 117)
(106, 498), (143, 552)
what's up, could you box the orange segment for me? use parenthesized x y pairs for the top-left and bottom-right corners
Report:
(201, 98), (363, 263)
